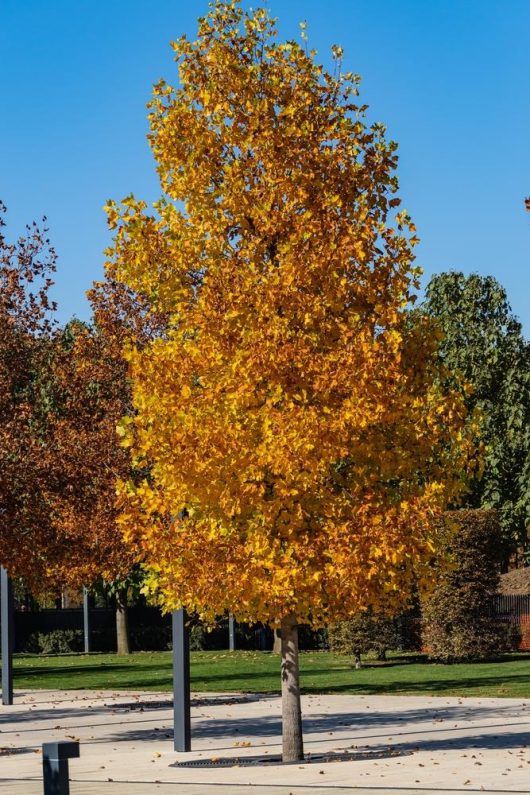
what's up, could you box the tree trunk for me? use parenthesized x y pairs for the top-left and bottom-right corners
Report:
(116, 589), (130, 655)
(273, 626), (282, 654)
(280, 613), (304, 762)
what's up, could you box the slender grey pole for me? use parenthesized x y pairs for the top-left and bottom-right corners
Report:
(42, 740), (80, 795)
(82, 588), (91, 653)
(172, 608), (191, 752)
(1, 566), (14, 705)
(229, 613), (235, 651)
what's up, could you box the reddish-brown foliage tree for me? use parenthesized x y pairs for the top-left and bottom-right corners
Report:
(0, 202), (59, 586)
(0, 202), (160, 628)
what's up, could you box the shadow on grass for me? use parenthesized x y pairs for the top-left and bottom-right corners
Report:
(299, 672), (530, 695)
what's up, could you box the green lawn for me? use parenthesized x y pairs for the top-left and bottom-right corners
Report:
(11, 650), (530, 698)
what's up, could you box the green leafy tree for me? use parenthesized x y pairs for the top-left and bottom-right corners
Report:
(422, 272), (530, 562)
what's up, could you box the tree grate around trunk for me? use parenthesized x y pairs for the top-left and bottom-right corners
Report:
(173, 748), (409, 767)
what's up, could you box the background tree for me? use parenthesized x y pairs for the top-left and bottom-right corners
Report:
(0, 201), (59, 587)
(0, 202), (160, 656)
(43, 272), (165, 652)
(328, 611), (401, 668)
(108, 1), (474, 761)
(44, 315), (138, 650)
(422, 272), (530, 564)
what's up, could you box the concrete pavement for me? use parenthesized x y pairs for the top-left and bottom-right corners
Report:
(2, 689), (530, 792)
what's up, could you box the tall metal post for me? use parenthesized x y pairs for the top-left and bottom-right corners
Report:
(42, 740), (80, 795)
(172, 608), (191, 752)
(229, 613), (236, 651)
(1, 566), (14, 705)
(82, 588), (91, 653)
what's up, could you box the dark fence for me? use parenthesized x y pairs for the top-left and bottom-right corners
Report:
(490, 594), (530, 617)
(489, 594), (530, 651)
(4, 608), (326, 654)
(12, 606), (171, 653)
(6, 595), (530, 655)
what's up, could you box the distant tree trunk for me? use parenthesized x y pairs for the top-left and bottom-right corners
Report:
(116, 588), (130, 655)
(273, 626), (282, 654)
(281, 613), (304, 762)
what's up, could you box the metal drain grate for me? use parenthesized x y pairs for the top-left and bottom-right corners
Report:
(173, 748), (408, 768)
(0, 746), (37, 756)
(104, 695), (256, 712)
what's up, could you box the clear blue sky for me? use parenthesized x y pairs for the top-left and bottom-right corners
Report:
(2, 1), (529, 331)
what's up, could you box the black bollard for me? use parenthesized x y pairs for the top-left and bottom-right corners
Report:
(42, 741), (80, 795)
(172, 608), (191, 752)
(1, 566), (14, 705)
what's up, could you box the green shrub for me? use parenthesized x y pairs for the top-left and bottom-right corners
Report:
(421, 509), (508, 662)
(328, 611), (400, 666)
(36, 630), (84, 654)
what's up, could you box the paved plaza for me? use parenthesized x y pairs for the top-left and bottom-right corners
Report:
(2, 689), (530, 793)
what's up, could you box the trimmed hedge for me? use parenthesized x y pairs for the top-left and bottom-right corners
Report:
(421, 509), (513, 662)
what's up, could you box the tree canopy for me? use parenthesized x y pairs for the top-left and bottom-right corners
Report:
(0, 202), (58, 587)
(109, 0), (474, 629)
(0, 202), (151, 594)
(422, 271), (530, 560)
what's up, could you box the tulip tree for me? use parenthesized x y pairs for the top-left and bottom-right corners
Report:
(108, 0), (474, 761)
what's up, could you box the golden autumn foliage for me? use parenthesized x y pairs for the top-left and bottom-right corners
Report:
(108, 1), (476, 627)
